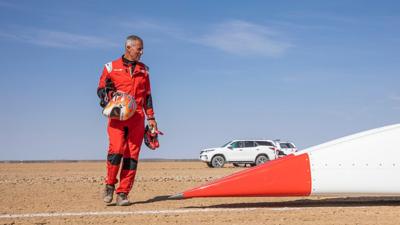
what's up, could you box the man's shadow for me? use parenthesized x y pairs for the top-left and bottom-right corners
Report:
(133, 195), (173, 204)
(106, 195), (172, 206)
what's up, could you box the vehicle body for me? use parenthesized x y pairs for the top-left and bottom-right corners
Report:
(199, 140), (278, 168)
(273, 140), (297, 155)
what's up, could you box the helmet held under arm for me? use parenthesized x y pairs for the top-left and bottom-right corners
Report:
(102, 91), (136, 121)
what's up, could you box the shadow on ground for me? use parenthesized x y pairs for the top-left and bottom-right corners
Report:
(132, 195), (174, 204)
(105, 196), (173, 206)
(183, 196), (400, 209)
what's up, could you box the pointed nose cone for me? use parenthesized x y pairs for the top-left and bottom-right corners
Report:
(177, 153), (312, 199)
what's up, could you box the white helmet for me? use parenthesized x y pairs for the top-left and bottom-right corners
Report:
(102, 91), (136, 121)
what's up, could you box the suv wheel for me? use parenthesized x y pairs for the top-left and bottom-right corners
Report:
(255, 155), (269, 166)
(206, 162), (213, 168)
(211, 155), (225, 168)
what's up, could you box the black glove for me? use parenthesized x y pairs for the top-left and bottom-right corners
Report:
(99, 98), (108, 108)
(97, 88), (108, 108)
(105, 78), (116, 93)
(97, 88), (106, 99)
(97, 79), (116, 108)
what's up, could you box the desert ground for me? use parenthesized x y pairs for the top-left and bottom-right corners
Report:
(1, 161), (400, 225)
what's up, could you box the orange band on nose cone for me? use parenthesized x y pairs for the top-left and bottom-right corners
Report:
(182, 153), (311, 198)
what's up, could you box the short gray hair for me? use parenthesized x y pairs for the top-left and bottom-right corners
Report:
(125, 35), (143, 47)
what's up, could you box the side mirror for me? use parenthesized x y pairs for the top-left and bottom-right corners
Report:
(227, 146), (233, 150)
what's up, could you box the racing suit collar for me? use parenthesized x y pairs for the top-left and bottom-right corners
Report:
(122, 55), (137, 67)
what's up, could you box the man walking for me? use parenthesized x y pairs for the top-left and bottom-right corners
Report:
(97, 35), (158, 206)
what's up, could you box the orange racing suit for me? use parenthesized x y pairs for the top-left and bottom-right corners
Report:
(97, 56), (154, 194)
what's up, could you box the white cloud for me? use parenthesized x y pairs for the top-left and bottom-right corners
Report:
(197, 20), (292, 57)
(388, 94), (400, 101)
(281, 76), (300, 83)
(122, 19), (292, 57)
(122, 20), (170, 33)
(284, 11), (359, 25)
(121, 20), (187, 41)
(0, 27), (117, 49)
(0, 1), (17, 8)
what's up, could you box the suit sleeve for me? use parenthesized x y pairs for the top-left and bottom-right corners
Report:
(144, 72), (155, 119)
(98, 65), (110, 89)
(97, 64), (111, 99)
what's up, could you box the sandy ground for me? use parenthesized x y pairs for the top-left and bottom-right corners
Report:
(1, 161), (400, 225)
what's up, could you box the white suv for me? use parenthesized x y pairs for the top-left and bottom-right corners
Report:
(273, 140), (297, 156)
(199, 140), (278, 168)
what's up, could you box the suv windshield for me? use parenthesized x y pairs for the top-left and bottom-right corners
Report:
(221, 141), (232, 147)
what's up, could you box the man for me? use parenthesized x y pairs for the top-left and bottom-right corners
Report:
(97, 35), (158, 206)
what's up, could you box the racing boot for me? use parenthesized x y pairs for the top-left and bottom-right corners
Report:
(103, 184), (115, 203)
(116, 192), (130, 206)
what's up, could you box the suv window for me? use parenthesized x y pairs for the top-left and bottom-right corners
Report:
(230, 141), (243, 148)
(244, 141), (255, 148)
(256, 141), (274, 147)
(280, 143), (294, 148)
(280, 143), (290, 148)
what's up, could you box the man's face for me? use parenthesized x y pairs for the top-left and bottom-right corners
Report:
(126, 40), (143, 61)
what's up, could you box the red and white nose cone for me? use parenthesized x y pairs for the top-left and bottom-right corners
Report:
(175, 154), (312, 199)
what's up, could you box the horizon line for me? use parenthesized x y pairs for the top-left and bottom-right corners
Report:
(0, 158), (199, 163)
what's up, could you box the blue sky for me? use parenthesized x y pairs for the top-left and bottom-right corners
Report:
(0, 0), (399, 160)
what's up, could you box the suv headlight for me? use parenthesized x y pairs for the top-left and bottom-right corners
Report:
(200, 149), (215, 154)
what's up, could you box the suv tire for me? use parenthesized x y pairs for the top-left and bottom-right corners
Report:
(211, 155), (225, 168)
(255, 155), (269, 166)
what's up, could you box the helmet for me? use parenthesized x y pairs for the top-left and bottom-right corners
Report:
(102, 91), (136, 121)
(144, 125), (164, 150)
